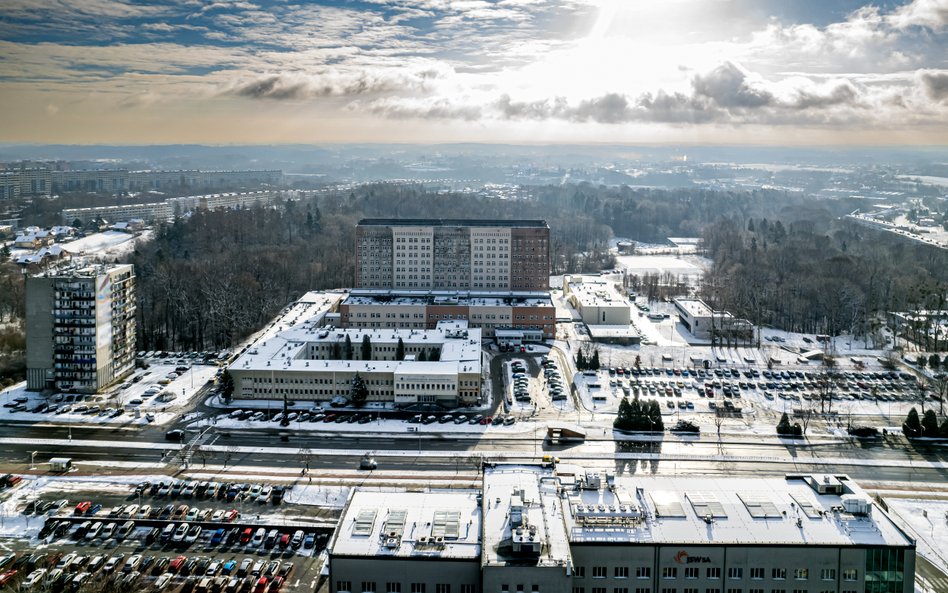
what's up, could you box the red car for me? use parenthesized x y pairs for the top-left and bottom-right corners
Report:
(169, 555), (187, 573)
(278, 533), (290, 548)
(240, 527), (253, 544)
(480, 416), (492, 425)
(74, 501), (91, 515)
(254, 577), (269, 593)
(225, 509), (240, 523)
(0, 570), (17, 586)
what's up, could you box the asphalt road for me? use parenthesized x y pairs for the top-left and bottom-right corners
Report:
(2, 424), (946, 485)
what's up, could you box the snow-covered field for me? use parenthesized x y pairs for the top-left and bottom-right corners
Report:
(615, 254), (710, 286)
(61, 230), (138, 256)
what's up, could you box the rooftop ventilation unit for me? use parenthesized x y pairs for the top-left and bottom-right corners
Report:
(384, 538), (399, 549)
(841, 495), (872, 516)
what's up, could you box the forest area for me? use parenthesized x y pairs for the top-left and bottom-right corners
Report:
(700, 214), (948, 345)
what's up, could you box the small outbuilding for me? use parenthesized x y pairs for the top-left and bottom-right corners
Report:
(49, 457), (73, 472)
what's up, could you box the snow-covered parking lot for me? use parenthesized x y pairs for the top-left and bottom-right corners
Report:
(0, 361), (219, 427)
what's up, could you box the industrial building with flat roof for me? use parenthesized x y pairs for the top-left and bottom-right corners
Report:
(674, 297), (754, 341)
(328, 465), (915, 593)
(340, 290), (555, 340)
(26, 264), (136, 393)
(227, 291), (483, 406)
(564, 276), (632, 326)
(355, 219), (550, 292)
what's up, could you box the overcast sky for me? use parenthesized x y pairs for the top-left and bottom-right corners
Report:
(0, 0), (945, 145)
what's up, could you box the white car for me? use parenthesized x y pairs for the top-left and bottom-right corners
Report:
(184, 525), (202, 544)
(155, 572), (174, 589)
(102, 554), (124, 573)
(21, 568), (47, 589)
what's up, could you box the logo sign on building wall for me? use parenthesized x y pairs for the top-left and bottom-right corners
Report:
(674, 550), (712, 565)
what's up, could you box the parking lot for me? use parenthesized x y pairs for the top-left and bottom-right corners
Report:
(0, 351), (223, 428)
(573, 361), (932, 422)
(0, 475), (332, 592)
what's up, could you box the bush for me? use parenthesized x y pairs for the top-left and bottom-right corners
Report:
(777, 412), (803, 437)
(847, 426), (879, 438)
(670, 420), (700, 433)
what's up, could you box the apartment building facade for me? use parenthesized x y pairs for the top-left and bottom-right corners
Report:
(355, 219), (550, 292)
(26, 264), (136, 393)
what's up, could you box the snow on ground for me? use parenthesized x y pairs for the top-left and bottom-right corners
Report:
(0, 362), (218, 427)
(191, 413), (535, 435)
(615, 254), (710, 287)
(60, 231), (137, 256)
(283, 485), (350, 508)
(884, 498), (948, 575)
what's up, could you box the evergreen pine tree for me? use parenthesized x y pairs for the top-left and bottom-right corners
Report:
(219, 369), (234, 402)
(344, 335), (353, 360)
(591, 349), (600, 370)
(361, 334), (372, 360)
(922, 409), (939, 437)
(777, 412), (792, 435)
(396, 338), (405, 361)
(350, 373), (368, 407)
(903, 407), (922, 438)
(417, 349), (427, 362)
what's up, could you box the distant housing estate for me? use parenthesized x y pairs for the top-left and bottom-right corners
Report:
(61, 190), (281, 224)
(0, 167), (283, 199)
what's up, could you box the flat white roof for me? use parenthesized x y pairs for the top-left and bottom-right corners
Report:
(332, 489), (481, 560)
(674, 297), (713, 317)
(230, 291), (481, 375)
(561, 473), (914, 548)
(567, 277), (629, 309)
(482, 465), (572, 568)
(345, 290), (552, 308)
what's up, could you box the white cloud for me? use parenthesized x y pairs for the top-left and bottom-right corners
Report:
(887, 0), (948, 30)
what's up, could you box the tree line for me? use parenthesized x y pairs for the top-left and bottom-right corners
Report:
(700, 215), (948, 341)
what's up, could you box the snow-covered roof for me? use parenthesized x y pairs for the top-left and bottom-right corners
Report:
(557, 473), (914, 547)
(566, 276), (629, 309)
(229, 291), (482, 376)
(332, 489), (481, 560)
(344, 289), (552, 308)
(482, 464), (572, 568)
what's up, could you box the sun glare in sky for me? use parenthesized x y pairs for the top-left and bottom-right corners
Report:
(0, 0), (944, 144)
